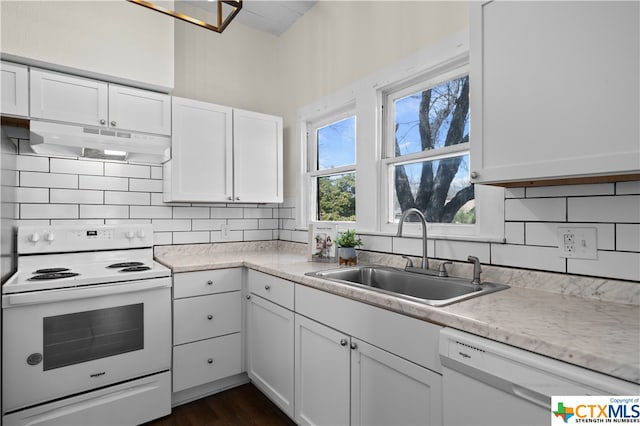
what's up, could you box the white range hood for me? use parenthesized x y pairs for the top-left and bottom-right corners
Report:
(29, 121), (171, 164)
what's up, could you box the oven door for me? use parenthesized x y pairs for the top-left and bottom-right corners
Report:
(2, 277), (172, 413)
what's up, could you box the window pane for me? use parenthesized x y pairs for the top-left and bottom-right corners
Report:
(394, 75), (469, 156)
(317, 116), (356, 170)
(392, 154), (475, 224)
(317, 172), (356, 221)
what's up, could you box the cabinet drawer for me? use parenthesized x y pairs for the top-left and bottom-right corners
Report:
(173, 292), (241, 345)
(247, 270), (294, 310)
(173, 268), (242, 299)
(173, 333), (242, 392)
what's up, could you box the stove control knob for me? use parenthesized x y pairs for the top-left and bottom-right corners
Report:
(45, 232), (55, 242)
(30, 232), (40, 243)
(125, 231), (135, 239)
(137, 230), (146, 239)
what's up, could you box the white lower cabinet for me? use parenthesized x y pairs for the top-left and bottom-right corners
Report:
(246, 270), (295, 418)
(295, 284), (443, 426)
(171, 269), (243, 395)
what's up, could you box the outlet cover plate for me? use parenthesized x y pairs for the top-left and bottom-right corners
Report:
(557, 226), (597, 259)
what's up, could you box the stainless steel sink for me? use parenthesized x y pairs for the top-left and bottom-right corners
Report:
(305, 265), (509, 306)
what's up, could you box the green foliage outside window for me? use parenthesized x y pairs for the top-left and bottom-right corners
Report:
(318, 173), (355, 221)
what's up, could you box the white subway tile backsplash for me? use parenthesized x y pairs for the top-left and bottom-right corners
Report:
(151, 219), (192, 232)
(568, 195), (640, 223)
(105, 219), (151, 225)
(526, 223), (615, 250)
(153, 232), (173, 245)
(617, 181), (640, 195)
(568, 251), (640, 281)
(80, 175), (128, 191)
(243, 229), (273, 241)
(129, 178), (162, 193)
(244, 208), (273, 219)
(280, 219), (297, 231)
(435, 240), (490, 263)
(16, 187), (48, 203)
(192, 219), (226, 231)
(172, 231), (210, 244)
(211, 207), (243, 219)
(16, 219), (50, 227)
(150, 166), (163, 180)
(16, 155), (49, 172)
(80, 205), (128, 219)
(392, 236), (435, 257)
(505, 198), (566, 222)
(51, 219), (105, 226)
(258, 219), (279, 229)
(172, 207), (210, 219)
(51, 189), (103, 204)
(617, 224), (640, 252)
(21, 172), (78, 189)
(290, 230), (309, 244)
(130, 205), (172, 219)
(104, 191), (150, 205)
(278, 229), (292, 241)
(104, 163), (150, 179)
(210, 230), (243, 242)
(150, 193), (190, 206)
(228, 219), (258, 230)
(21, 204), (78, 219)
(491, 244), (566, 273)
(359, 235), (392, 253)
(526, 183), (614, 198)
(505, 222), (525, 244)
(50, 158), (103, 175)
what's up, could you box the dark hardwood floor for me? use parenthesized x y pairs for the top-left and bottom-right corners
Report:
(144, 384), (296, 426)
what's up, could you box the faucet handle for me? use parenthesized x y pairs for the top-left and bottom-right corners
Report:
(438, 261), (452, 277)
(401, 255), (414, 270)
(467, 256), (482, 286)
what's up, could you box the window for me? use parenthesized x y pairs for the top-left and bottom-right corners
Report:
(383, 69), (474, 226)
(307, 113), (356, 222)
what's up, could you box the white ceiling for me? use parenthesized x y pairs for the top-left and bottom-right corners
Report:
(234, 1), (317, 35)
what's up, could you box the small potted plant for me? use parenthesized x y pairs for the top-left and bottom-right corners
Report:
(336, 229), (362, 266)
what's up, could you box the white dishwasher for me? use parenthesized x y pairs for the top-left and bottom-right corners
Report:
(439, 328), (639, 426)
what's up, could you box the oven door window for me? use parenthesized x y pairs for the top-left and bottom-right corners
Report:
(43, 303), (144, 371)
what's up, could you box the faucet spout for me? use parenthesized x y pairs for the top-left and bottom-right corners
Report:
(396, 208), (429, 270)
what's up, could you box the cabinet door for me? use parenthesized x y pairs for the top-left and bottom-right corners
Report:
(108, 84), (171, 135)
(1, 62), (29, 117)
(30, 68), (108, 127)
(165, 97), (233, 202)
(233, 109), (283, 203)
(351, 338), (442, 426)
(470, 1), (639, 184)
(294, 314), (350, 426)
(247, 294), (294, 418)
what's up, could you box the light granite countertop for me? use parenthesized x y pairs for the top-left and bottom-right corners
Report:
(155, 244), (640, 386)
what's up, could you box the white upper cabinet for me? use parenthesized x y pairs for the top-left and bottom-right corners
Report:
(470, 1), (640, 185)
(233, 109), (283, 203)
(30, 68), (170, 135)
(164, 99), (283, 203)
(165, 97), (233, 202)
(1, 62), (29, 117)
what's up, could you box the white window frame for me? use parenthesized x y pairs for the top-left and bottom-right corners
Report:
(297, 31), (504, 242)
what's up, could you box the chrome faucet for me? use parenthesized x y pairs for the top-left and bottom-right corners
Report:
(396, 208), (429, 270)
(467, 256), (482, 288)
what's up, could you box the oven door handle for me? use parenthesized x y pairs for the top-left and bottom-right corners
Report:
(4, 278), (171, 307)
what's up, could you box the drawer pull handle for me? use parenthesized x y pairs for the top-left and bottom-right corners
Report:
(207, 280), (213, 286)
(207, 314), (213, 320)
(207, 358), (214, 364)
(264, 285), (271, 290)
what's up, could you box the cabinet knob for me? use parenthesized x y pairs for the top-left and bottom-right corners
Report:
(340, 339), (348, 346)
(264, 284), (271, 291)
(235, 197), (240, 201)
(207, 314), (213, 320)
(99, 119), (106, 125)
(350, 342), (358, 350)
(246, 294), (251, 300)
(470, 171), (479, 179)
(110, 120), (117, 126)
(227, 196), (233, 201)
(207, 358), (214, 364)
(207, 280), (213, 286)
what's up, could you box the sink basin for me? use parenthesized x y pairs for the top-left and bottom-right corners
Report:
(305, 265), (509, 307)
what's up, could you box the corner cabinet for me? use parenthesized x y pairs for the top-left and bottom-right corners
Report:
(469, 1), (640, 185)
(164, 98), (283, 203)
(1, 61), (29, 117)
(29, 68), (171, 135)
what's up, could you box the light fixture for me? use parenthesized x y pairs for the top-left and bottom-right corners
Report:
(128, 0), (242, 33)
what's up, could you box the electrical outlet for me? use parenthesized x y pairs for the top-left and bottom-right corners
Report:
(557, 227), (597, 259)
(220, 224), (231, 241)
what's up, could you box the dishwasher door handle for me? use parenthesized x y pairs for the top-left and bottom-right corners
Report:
(512, 384), (550, 409)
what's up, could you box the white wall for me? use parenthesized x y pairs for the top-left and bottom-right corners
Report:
(0, 0), (174, 91)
